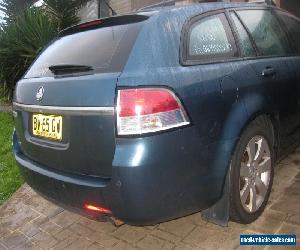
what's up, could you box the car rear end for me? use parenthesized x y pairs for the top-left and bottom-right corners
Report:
(13, 14), (152, 221)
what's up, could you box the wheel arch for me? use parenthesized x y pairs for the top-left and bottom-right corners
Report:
(221, 92), (279, 160)
(202, 93), (279, 225)
(216, 92), (280, 195)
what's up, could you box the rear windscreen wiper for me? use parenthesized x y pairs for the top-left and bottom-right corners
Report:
(49, 64), (94, 75)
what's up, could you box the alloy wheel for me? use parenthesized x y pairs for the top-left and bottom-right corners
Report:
(239, 135), (271, 213)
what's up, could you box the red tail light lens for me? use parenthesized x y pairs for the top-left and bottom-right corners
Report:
(117, 88), (190, 135)
(84, 204), (111, 214)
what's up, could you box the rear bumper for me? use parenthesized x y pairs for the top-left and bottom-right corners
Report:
(15, 149), (111, 218)
(13, 128), (237, 225)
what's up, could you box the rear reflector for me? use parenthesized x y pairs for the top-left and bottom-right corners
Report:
(84, 204), (111, 214)
(117, 88), (190, 135)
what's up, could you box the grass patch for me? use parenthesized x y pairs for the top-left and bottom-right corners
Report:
(0, 112), (23, 205)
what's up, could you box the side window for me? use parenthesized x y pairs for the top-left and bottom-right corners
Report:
(230, 12), (256, 57)
(237, 10), (290, 57)
(187, 13), (236, 62)
(277, 12), (300, 54)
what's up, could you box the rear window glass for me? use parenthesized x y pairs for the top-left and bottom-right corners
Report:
(25, 21), (144, 78)
(230, 12), (256, 57)
(186, 13), (237, 62)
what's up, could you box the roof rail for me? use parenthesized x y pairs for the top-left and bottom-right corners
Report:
(248, 0), (276, 5)
(138, 0), (276, 11)
(137, 0), (230, 11)
(138, 0), (176, 11)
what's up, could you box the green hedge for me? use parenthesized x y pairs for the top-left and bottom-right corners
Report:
(0, 7), (58, 100)
(0, 0), (89, 101)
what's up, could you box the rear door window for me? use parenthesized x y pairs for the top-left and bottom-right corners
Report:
(230, 12), (256, 57)
(237, 10), (290, 57)
(25, 17), (147, 78)
(277, 12), (300, 54)
(185, 13), (237, 63)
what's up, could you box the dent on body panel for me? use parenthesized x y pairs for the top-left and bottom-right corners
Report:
(211, 62), (269, 175)
(186, 63), (244, 140)
(168, 62), (246, 147)
(219, 61), (271, 138)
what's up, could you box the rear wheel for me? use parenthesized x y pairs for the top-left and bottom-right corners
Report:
(230, 116), (274, 224)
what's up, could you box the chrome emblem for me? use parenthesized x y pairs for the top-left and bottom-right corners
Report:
(36, 86), (44, 101)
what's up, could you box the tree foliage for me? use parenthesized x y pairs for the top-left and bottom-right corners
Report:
(0, 0), (90, 100)
(42, 0), (90, 30)
(0, 0), (37, 23)
(0, 7), (57, 99)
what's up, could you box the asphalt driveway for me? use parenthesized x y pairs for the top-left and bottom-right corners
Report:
(0, 149), (299, 250)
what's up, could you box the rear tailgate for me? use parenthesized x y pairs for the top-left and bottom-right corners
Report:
(13, 15), (149, 178)
(14, 75), (117, 178)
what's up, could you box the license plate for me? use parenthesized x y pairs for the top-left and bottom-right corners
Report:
(32, 114), (63, 141)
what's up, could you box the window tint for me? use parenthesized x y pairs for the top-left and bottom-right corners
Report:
(230, 12), (256, 57)
(278, 12), (300, 53)
(25, 22), (143, 78)
(188, 14), (235, 59)
(237, 10), (290, 56)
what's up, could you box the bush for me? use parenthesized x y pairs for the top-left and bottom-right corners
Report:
(0, 0), (89, 101)
(0, 7), (58, 100)
(43, 0), (90, 30)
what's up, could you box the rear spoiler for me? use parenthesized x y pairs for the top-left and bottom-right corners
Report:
(59, 14), (150, 37)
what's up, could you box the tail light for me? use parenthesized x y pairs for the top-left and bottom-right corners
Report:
(116, 88), (190, 135)
(84, 204), (111, 214)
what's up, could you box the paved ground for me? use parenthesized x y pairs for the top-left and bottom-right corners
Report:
(0, 150), (300, 250)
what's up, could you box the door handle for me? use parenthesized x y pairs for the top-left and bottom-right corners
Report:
(262, 67), (276, 77)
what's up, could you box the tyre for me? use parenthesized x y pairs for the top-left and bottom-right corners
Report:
(229, 116), (274, 224)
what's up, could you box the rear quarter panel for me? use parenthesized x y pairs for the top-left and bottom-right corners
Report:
(116, 8), (278, 209)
